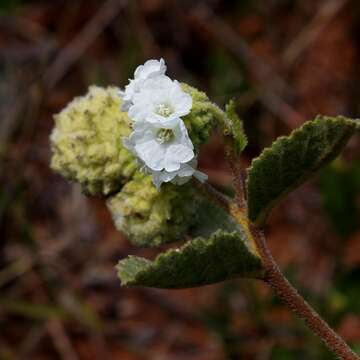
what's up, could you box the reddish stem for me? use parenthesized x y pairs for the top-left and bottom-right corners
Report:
(251, 227), (359, 360)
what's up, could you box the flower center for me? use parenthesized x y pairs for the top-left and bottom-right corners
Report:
(156, 128), (174, 144)
(155, 103), (173, 117)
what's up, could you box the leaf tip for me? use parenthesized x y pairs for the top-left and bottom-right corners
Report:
(116, 256), (151, 286)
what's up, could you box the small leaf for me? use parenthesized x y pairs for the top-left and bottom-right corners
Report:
(117, 230), (264, 289)
(247, 115), (358, 226)
(225, 100), (248, 155)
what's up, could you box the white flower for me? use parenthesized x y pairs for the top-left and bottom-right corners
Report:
(119, 58), (167, 111)
(128, 75), (192, 124)
(149, 158), (208, 190)
(124, 117), (194, 173)
(121, 58), (207, 189)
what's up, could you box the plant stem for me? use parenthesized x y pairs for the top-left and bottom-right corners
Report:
(224, 138), (246, 210)
(223, 128), (357, 359)
(193, 179), (232, 211)
(251, 227), (359, 360)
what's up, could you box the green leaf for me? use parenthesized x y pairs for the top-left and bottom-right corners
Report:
(225, 100), (248, 155)
(247, 115), (359, 226)
(117, 230), (264, 289)
(189, 196), (240, 238)
(205, 100), (247, 155)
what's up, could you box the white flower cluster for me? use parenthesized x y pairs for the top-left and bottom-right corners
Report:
(120, 59), (207, 189)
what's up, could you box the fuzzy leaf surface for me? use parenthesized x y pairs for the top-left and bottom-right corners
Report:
(225, 100), (248, 155)
(189, 196), (240, 237)
(247, 116), (358, 226)
(117, 229), (264, 289)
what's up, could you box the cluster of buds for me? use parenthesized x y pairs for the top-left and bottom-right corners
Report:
(50, 59), (218, 245)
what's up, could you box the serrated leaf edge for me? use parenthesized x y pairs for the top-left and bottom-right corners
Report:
(246, 115), (358, 226)
(117, 229), (264, 287)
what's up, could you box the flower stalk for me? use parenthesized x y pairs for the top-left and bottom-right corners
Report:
(253, 227), (359, 360)
(224, 136), (246, 210)
(230, 157), (359, 360)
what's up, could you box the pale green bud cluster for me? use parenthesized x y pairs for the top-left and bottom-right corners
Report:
(181, 83), (217, 147)
(50, 84), (218, 246)
(107, 171), (201, 246)
(50, 86), (137, 195)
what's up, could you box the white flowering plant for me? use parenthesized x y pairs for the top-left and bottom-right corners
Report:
(50, 58), (360, 359)
(121, 59), (206, 189)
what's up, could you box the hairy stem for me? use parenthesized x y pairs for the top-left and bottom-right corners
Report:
(251, 227), (359, 360)
(206, 101), (247, 209)
(224, 138), (246, 210)
(222, 126), (357, 358)
(193, 179), (232, 211)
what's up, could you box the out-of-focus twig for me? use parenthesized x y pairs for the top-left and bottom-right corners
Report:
(19, 325), (47, 360)
(43, 0), (128, 90)
(190, 4), (288, 93)
(0, 256), (33, 288)
(0, 42), (55, 63)
(0, 14), (47, 42)
(47, 320), (79, 360)
(189, 4), (305, 129)
(283, 0), (349, 67)
(0, 14), (55, 176)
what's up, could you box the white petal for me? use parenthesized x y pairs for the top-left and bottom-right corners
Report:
(150, 171), (162, 190)
(172, 120), (193, 150)
(121, 100), (132, 112)
(160, 171), (177, 182)
(164, 144), (194, 172)
(171, 81), (193, 116)
(141, 75), (172, 90)
(119, 81), (137, 109)
(149, 168), (178, 189)
(122, 136), (133, 151)
(171, 176), (191, 186)
(135, 139), (164, 171)
(128, 127), (155, 144)
(128, 103), (150, 122)
(177, 163), (196, 177)
(132, 120), (154, 132)
(134, 59), (167, 80)
(157, 58), (167, 76)
(152, 174), (163, 191)
(145, 115), (180, 129)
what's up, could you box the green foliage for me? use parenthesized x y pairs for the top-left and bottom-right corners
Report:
(117, 230), (264, 289)
(247, 116), (359, 226)
(189, 196), (240, 238)
(225, 99), (248, 155)
(193, 96), (248, 156)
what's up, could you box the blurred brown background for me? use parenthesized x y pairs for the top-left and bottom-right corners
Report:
(1, 0), (360, 359)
